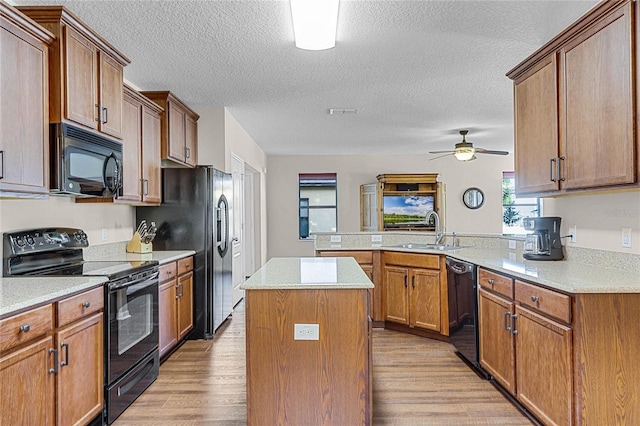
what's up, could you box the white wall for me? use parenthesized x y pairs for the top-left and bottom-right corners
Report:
(544, 190), (640, 254)
(0, 197), (135, 250)
(266, 153), (514, 258)
(192, 106), (225, 170)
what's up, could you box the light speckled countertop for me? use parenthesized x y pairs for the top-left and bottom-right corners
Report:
(241, 257), (374, 290)
(318, 245), (640, 294)
(84, 250), (195, 265)
(1, 249), (195, 318)
(0, 276), (108, 317)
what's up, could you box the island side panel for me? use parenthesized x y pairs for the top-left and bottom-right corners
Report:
(245, 288), (370, 425)
(574, 293), (640, 424)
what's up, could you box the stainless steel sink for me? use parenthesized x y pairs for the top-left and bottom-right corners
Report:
(387, 243), (463, 251)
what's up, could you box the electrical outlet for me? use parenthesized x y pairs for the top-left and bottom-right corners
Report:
(371, 235), (382, 243)
(508, 240), (517, 250)
(569, 226), (576, 243)
(101, 228), (108, 242)
(622, 228), (632, 248)
(330, 235), (341, 243)
(294, 324), (319, 340)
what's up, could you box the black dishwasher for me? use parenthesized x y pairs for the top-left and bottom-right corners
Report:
(446, 257), (488, 379)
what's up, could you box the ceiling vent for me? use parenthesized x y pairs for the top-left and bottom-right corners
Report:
(328, 108), (357, 115)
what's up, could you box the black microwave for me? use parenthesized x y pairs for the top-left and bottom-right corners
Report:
(50, 123), (123, 198)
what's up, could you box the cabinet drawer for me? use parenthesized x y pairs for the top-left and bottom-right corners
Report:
(57, 287), (104, 327)
(478, 268), (514, 299)
(177, 256), (194, 275)
(515, 280), (571, 324)
(0, 304), (53, 352)
(384, 252), (440, 269)
(159, 262), (177, 283)
(317, 250), (373, 264)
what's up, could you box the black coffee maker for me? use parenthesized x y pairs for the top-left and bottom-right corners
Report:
(522, 217), (564, 261)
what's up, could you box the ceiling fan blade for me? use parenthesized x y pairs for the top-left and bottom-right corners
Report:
(428, 153), (454, 161)
(428, 150), (455, 154)
(475, 148), (509, 155)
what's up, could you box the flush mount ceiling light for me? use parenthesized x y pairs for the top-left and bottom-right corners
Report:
(290, 0), (340, 50)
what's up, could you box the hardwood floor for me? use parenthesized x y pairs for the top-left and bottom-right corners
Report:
(115, 303), (531, 425)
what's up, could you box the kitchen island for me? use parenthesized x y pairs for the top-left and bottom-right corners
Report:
(241, 257), (374, 426)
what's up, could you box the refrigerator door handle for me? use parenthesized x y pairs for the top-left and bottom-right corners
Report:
(217, 194), (230, 257)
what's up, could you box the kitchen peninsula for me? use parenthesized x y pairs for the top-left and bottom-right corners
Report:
(241, 257), (374, 426)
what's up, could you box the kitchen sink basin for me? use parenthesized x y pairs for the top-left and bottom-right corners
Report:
(387, 243), (464, 251)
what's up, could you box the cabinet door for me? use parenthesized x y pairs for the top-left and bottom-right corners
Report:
(98, 52), (124, 138)
(177, 272), (194, 340)
(0, 19), (49, 196)
(478, 288), (516, 395)
(515, 306), (572, 426)
(384, 266), (409, 324)
(185, 113), (198, 167)
(410, 268), (441, 332)
(159, 278), (178, 358)
(0, 336), (55, 425)
(120, 93), (142, 202)
(56, 313), (104, 426)
(513, 55), (560, 194)
(560, 3), (635, 189)
(168, 102), (186, 162)
(142, 104), (162, 204)
(63, 26), (98, 130)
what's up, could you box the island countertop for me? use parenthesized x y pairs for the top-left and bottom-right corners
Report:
(241, 257), (374, 290)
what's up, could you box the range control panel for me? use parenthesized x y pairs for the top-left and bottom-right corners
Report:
(4, 227), (89, 256)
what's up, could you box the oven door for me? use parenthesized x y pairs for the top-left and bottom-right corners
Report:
(106, 270), (159, 384)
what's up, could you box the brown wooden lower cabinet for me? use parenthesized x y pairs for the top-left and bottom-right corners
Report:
(158, 256), (194, 359)
(245, 288), (371, 425)
(383, 252), (448, 336)
(0, 286), (104, 426)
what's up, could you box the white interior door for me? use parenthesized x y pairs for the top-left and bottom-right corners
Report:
(231, 153), (245, 306)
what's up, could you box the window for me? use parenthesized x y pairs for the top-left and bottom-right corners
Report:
(502, 172), (540, 235)
(299, 173), (337, 239)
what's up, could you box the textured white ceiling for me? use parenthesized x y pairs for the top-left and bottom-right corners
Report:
(13, 0), (599, 155)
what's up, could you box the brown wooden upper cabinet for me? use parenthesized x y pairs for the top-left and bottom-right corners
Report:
(18, 6), (130, 140)
(120, 85), (163, 205)
(0, 3), (54, 198)
(507, 0), (638, 196)
(141, 91), (199, 167)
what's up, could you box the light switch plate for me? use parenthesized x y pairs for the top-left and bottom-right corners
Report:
(622, 228), (632, 248)
(294, 324), (319, 340)
(101, 228), (108, 241)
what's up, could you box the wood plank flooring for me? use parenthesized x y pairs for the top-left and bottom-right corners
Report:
(115, 303), (531, 425)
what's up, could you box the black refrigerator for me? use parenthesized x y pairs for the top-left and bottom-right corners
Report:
(137, 166), (233, 339)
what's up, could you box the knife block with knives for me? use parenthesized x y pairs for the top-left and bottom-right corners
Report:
(126, 220), (156, 253)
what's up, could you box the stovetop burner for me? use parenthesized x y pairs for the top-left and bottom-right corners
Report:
(3, 227), (158, 280)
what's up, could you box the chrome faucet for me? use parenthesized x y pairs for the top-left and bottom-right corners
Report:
(425, 210), (444, 245)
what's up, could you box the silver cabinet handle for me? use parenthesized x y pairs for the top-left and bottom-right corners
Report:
(140, 178), (149, 196)
(511, 314), (519, 335)
(95, 104), (101, 122)
(102, 107), (108, 124)
(0, 150), (5, 180)
(530, 295), (539, 303)
(558, 156), (566, 182)
(550, 158), (557, 182)
(185, 146), (191, 159)
(19, 324), (31, 332)
(82, 301), (91, 308)
(504, 311), (512, 332)
(60, 342), (70, 367)
(487, 279), (494, 285)
(49, 348), (58, 374)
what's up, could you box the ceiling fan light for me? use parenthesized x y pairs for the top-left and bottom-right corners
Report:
(454, 148), (475, 162)
(290, 0), (340, 50)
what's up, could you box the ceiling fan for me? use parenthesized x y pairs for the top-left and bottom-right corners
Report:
(429, 130), (509, 161)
